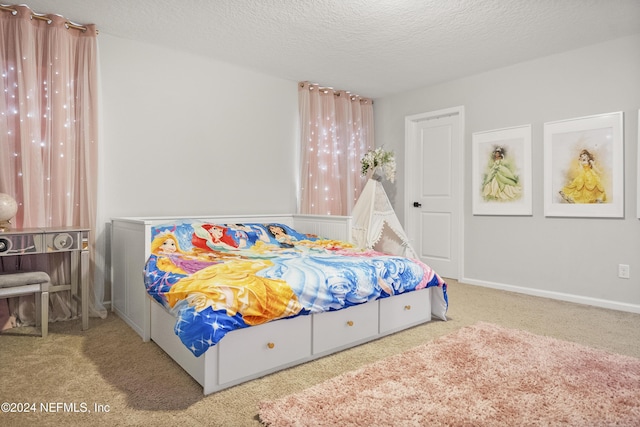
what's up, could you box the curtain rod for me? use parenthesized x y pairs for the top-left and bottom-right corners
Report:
(299, 81), (373, 104)
(0, 4), (96, 34)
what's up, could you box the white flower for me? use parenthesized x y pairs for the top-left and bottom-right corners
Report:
(361, 147), (396, 183)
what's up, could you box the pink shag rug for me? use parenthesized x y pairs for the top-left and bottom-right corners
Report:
(258, 322), (640, 426)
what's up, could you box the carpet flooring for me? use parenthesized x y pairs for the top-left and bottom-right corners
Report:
(1, 280), (639, 426)
(258, 322), (640, 426)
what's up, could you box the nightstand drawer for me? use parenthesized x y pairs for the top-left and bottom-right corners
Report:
(44, 230), (84, 252)
(0, 232), (43, 256)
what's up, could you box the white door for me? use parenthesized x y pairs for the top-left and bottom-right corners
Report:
(405, 107), (463, 280)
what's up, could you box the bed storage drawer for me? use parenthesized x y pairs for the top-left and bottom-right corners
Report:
(217, 315), (311, 385)
(379, 289), (431, 334)
(312, 301), (378, 355)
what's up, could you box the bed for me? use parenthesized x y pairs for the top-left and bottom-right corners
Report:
(111, 214), (448, 395)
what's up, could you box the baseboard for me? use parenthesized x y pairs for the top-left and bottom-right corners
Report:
(461, 276), (640, 314)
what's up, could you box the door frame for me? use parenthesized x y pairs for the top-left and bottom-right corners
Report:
(404, 106), (465, 280)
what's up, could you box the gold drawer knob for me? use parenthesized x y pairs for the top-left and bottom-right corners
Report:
(346, 320), (354, 327)
(404, 305), (411, 310)
(267, 342), (275, 349)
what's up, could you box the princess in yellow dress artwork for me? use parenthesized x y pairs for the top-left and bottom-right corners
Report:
(559, 149), (606, 204)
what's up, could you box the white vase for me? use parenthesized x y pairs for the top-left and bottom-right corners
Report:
(0, 193), (17, 231)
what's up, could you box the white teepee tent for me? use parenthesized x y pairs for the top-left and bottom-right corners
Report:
(351, 178), (417, 259)
(351, 178), (448, 320)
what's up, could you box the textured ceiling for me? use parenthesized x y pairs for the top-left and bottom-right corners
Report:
(16, 0), (640, 98)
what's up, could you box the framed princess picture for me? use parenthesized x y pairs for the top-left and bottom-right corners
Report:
(544, 112), (624, 218)
(472, 124), (532, 215)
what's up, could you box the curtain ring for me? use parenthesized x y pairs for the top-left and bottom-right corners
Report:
(30, 15), (52, 24)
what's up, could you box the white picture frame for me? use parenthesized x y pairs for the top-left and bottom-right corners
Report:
(544, 111), (624, 218)
(472, 124), (532, 216)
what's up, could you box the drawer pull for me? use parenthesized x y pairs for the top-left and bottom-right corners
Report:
(346, 320), (354, 327)
(267, 342), (275, 349)
(404, 305), (411, 310)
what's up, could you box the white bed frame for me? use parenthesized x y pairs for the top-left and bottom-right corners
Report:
(111, 214), (434, 395)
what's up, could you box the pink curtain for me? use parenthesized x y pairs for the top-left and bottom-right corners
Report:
(298, 82), (374, 215)
(0, 4), (101, 329)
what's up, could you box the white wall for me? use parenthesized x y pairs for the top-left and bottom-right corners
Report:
(99, 35), (299, 218)
(375, 35), (640, 312)
(97, 34), (299, 302)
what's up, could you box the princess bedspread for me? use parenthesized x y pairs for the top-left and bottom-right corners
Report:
(144, 220), (448, 357)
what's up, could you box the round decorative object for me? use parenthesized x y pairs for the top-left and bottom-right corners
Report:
(0, 193), (18, 230)
(53, 233), (73, 250)
(0, 237), (10, 253)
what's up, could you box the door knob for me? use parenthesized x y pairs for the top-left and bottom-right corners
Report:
(413, 202), (422, 208)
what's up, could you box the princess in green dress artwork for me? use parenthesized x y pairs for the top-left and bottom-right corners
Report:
(482, 146), (522, 202)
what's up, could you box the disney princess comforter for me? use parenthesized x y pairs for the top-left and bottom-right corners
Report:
(144, 220), (448, 357)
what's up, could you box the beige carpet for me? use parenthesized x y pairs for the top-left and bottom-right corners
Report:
(258, 322), (640, 426)
(1, 280), (639, 427)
